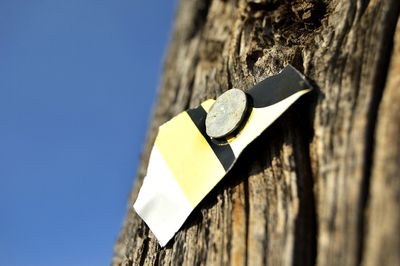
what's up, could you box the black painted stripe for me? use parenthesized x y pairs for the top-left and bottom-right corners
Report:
(186, 106), (236, 171)
(248, 65), (311, 108)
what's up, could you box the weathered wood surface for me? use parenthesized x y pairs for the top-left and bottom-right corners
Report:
(113, 0), (400, 265)
(363, 19), (400, 266)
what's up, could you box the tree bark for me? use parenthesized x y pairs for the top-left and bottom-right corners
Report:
(112, 0), (400, 265)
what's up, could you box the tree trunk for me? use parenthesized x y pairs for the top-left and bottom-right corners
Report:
(112, 0), (400, 265)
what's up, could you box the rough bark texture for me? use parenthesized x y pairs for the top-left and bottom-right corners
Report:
(113, 0), (400, 265)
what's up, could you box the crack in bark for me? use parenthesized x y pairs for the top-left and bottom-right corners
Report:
(243, 179), (250, 266)
(356, 4), (400, 265)
(139, 237), (150, 266)
(291, 95), (318, 266)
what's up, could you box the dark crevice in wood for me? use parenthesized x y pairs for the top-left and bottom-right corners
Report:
(328, 10), (354, 73)
(226, 206), (232, 266)
(184, 0), (212, 41)
(243, 179), (250, 266)
(263, 234), (269, 266)
(139, 237), (149, 266)
(184, 74), (196, 110)
(291, 48), (305, 74)
(226, 60), (233, 91)
(356, 5), (400, 265)
(172, 236), (186, 265)
(355, 0), (370, 22)
(153, 249), (160, 265)
(246, 1), (281, 13)
(291, 96), (318, 266)
(246, 50), (264, 72)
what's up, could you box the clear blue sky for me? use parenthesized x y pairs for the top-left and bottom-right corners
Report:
(0, 1), (176, 265)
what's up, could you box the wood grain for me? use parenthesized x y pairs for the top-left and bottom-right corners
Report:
(363, 18), (400, 266)
(112, 0), (400, 265)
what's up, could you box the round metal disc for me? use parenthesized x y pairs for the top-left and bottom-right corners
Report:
(205, 89), (248, 139)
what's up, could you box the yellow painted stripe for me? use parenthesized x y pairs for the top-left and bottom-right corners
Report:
(201, 99), (215, 112)
(155, 110), (226, 207)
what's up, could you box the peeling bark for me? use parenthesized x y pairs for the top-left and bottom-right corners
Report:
(113, 0), (400, 265)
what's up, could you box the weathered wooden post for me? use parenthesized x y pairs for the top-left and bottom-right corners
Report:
(113, 0), (400, 265)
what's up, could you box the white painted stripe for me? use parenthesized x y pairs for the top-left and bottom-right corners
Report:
(133, 146), (193, 247)
(230, 89), (311, 157)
